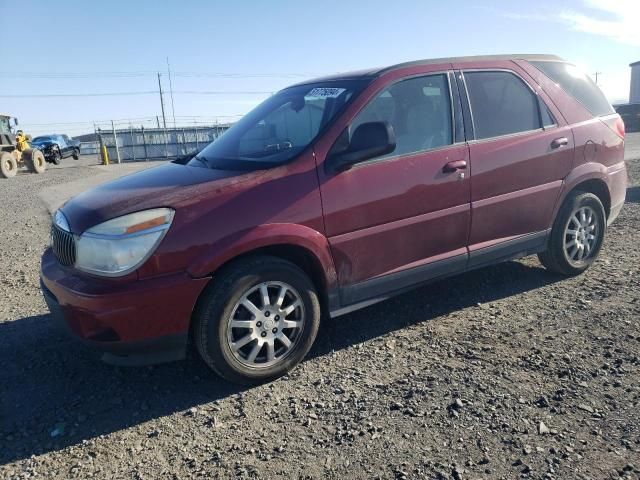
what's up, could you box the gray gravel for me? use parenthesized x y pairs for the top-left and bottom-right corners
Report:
(1, 138), (639, 480)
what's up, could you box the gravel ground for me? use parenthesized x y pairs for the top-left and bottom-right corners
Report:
(1, 138), (639, 480)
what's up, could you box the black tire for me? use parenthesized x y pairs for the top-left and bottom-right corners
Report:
(51, 147), (61, 165)
(0, 152), (18, 178)
(72, 149), (80, 160)
(538, 191), (606, 276)
(24, 149), (46, 174)
(193, 255), (321, 385)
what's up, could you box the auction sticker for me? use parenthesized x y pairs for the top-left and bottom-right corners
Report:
(306, 87), (346, 98)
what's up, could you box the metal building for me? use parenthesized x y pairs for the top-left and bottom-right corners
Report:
(631, 60), (640, 104)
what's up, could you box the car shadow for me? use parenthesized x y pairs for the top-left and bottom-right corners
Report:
(0, 260), (562, 465)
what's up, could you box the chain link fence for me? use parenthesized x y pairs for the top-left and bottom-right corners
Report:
(96, 124), (231, 162)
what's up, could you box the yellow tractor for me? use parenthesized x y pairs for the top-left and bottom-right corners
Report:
(0, 114), (46, 179)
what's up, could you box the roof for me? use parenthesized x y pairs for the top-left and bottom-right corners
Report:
(291, 54), (564, 86)
(631, 60), (640, 67)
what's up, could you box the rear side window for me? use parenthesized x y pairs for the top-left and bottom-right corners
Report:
(531, 61), (614, 117)
(540, 102), (556, 127)
(350, 73), (453, 159)
(464, 71), (541, 139)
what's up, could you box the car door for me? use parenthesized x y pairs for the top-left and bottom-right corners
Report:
(61, 135), (73, 157)
(454, 64), (574, 266)
(315, 70), (471, 307)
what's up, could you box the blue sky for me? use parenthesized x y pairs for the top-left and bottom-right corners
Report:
(0, 0), (638, 136)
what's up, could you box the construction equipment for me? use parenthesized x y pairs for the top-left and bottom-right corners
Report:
(0, 114), (46, 179)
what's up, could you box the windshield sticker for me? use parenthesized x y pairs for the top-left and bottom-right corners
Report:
(306, 87), (346, 99)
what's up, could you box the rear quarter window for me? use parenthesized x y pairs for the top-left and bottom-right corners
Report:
(530, 61), (614, 117)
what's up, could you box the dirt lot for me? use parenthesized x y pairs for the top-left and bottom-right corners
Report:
(1, 138), (639, 480)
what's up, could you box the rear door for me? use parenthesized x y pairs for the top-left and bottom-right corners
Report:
(454, 62), (574, 265)
(315, 69), (472, 305)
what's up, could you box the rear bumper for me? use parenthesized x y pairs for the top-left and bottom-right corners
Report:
(607, 162), (627, 226)
(40, 248), (210, 365)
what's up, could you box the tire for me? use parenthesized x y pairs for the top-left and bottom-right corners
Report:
(50, 147), (61, 165)
(538, 191), (606, 276)
(0, 152), (18, 178)
(193, 255), (321, 385)
(72, 149), (79, 160)
(24, 149), (46, 174)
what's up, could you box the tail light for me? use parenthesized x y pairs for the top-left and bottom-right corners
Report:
(615, 116), (626, 139)
(601, 114), (625, 139)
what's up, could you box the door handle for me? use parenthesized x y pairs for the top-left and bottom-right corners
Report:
(551, 137), (569, 149)
(443, 160), (467, 173)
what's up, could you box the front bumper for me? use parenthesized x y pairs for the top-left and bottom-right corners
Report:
(40, 248), (210, 365)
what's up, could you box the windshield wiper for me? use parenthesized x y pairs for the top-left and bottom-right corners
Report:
(191, 155), (208, 167)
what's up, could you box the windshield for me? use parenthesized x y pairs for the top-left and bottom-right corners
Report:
(32, 136), (53, 143)
(190, 80), (369, 170)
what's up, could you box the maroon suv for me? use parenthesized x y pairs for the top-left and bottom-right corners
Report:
(41, 54), (627, 384)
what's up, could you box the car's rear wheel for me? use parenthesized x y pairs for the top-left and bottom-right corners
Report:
(0, 152), (18, 178)
(538, 191), (606, 276)
(193, 256), (321, 385)
(72, 149), (80, 160)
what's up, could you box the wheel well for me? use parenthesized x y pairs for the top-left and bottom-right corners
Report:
(212, 244), (329, 308)
(572, 179), (611, 218)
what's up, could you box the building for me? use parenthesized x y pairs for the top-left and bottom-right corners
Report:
(614, 61), (640, 133)
(631, 60), (640, 104)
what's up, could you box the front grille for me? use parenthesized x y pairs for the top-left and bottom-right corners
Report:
(51, 224), (76, 266)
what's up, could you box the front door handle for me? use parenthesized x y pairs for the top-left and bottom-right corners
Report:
(443, 159), (467, 173)
(551, 137), (569, 149)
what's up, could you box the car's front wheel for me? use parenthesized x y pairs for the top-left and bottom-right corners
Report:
(193, 256), (321, 385)
(72, 149), (80, 160)
(538, 191), (606, 276)
(51, 147), (61, 165)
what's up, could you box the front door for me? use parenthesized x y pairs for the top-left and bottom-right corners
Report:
(315, 70), (472, 305)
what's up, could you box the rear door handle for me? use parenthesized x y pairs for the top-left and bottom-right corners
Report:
(551, 137), (569, 149)
(443, 160), (467, 173)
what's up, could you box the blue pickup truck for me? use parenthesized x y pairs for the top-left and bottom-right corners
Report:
(30, 134), (81, 164)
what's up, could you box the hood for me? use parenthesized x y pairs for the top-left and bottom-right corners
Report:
(61, 162), (262, 233)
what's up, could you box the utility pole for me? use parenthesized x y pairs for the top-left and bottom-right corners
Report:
(167, 57), (177, 129)
(593, 71), (602, 85)
(157, 72), (167, 129)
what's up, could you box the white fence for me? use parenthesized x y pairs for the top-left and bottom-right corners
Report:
(97, 124), (231, 162)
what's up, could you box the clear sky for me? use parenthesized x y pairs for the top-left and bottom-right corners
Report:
(0, 0), (638, 136)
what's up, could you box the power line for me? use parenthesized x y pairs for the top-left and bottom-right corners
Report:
(0, 91), (157, 98)
(0, 90), (272, 98)
(175, 90), (272, 95)
(18, 114), (244, 126)
(0, 71), (320, 79)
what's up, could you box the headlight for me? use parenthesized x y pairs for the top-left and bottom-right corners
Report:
(75, 208), (174, 276)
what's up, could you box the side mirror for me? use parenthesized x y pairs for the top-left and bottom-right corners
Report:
(329, 121), (396, 172)
(12, 117), (18, 126)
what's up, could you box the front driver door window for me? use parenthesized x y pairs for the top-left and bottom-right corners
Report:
(318, 72), (471, 297)
(349, 74), (453, 161)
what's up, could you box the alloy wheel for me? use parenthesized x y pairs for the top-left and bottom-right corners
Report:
(226, 281), (305, 369)
(563, 206), (600, 266)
